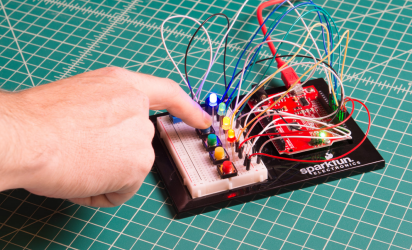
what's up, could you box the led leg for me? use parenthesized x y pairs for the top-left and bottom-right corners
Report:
(224, 132), (227, 151)
(212, 108), (214, 123)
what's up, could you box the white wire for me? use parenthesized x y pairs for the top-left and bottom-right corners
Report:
(286, 0), (333, 90)
(241, 60), (346, 128)
(257, 134), (347, 155)
(161, 15), (214, 102)
(233, 1), (331, 108)
(272, 114), (351, 135)
(247, 126), (350, 155)
(194, 0), (250, 100)
(234, 39), (323, 111)
(247, 124), (351, 155)
(246, 116), (351, 154)
(237, 109), (278, 120)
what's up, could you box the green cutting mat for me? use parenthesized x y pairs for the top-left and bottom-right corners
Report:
(1, 0), (412, 249)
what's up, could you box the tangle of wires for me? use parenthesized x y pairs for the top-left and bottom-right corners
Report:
(162, 0), (370, 164)
(184, 13), (230, 100)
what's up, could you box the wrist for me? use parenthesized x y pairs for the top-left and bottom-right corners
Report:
(0, 92), (22, 190)
(0, 91), (48, 191)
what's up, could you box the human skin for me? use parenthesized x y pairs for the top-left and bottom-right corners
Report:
(0, 67), (212, 207)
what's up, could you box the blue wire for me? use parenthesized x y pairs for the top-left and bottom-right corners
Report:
(219, 0), (290, 103)
(254, 3), (335, 87)
(227, 3), (341, 119)
(251, 6), (337, 94)
(232, 6), (341, 120)
(223, 2), (310, 113)
(225, 2), (325, 114)
(223, 0), (332, 107)
(222, 0), (333, 104)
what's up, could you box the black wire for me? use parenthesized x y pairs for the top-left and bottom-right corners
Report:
(274, 109), (304, 131)
(232, 55), (338, 80)
(184, 13), (230, 100)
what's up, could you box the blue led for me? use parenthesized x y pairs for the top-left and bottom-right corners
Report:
(209, 93), (218, 107)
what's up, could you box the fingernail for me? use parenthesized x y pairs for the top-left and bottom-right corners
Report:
(203, 110), (212, 128)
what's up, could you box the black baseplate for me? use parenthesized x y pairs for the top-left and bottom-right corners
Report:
(150, 78), (385, 217)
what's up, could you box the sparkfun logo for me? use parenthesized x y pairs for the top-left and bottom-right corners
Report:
(300, 157), (361, 176)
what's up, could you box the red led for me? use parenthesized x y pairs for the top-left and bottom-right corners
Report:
(227, 193), (237, 198)
(227, 129), (236, 143)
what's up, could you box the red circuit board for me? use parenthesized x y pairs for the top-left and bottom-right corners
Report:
(247, 85), (350, 155)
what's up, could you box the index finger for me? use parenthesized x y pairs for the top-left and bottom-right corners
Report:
(94, 67), (212, 129)
(139, 74), (212, 129)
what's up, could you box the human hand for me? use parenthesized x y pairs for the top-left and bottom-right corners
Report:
(0, 67), (211, 207)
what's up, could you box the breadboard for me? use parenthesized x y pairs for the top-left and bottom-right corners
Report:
(156, 115), (268, 199)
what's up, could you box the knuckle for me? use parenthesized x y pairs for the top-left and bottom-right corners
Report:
(101, 66), (126, 77)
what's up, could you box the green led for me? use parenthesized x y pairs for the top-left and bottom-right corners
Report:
(320, 131), (327, 138)
(218, 102), (226, 116)
(207, 134), (217, 146)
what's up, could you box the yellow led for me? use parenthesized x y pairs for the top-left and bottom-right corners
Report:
(214, 147), (225, 160)
(222, 116), (230, 130)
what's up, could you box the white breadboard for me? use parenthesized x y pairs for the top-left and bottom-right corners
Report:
(157, 114), (268, 199)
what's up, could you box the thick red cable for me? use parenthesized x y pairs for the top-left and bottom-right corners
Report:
(257, 0), (284, 63)
(257, 0), (301, 88)
(247, 98), (370, 163)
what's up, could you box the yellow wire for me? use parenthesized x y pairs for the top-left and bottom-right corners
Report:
(340, 32), (349, 82)
(326, 29), (339, 108)
(235, 28), (350, 142)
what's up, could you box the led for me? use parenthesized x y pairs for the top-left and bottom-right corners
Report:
(222, 116), (230, 130)
(227, 129), (236, 143)
(228, 129), (235, 139)
(218, 102), (226, 116)
(320, 131), (327, 138)
(209, 93), (218, 107)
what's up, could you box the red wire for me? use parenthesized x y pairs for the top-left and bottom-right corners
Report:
(239, 98), (354, 149)
(257, 0), (285, 65)
(247, 98), (371, 163)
